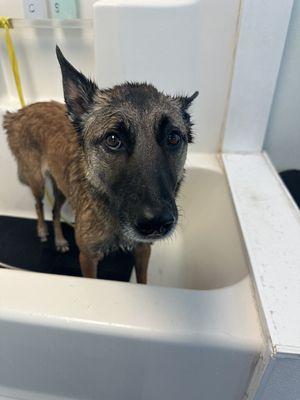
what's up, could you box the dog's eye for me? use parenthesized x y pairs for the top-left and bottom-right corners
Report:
(105, 133), (123, 150)
(167, 131), (182, 147)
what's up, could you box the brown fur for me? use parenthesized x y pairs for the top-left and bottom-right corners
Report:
(3, 101), (144, 281)
(4, 101), (139, 279)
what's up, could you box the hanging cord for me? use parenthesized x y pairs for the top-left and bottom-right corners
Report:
(0, 17), (25, 107)
(0, 17), (73, 227)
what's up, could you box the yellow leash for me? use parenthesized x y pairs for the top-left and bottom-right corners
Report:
(0, 17), (25, 107)
(0, 17), (73, 226)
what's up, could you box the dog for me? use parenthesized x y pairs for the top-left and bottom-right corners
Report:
(3, 46), (198, 283)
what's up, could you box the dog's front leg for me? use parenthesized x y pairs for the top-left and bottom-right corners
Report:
(133, 243), (151, 284)
(79, 251), (103, 279)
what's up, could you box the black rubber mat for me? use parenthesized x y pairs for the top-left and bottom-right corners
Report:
(0, 216), (134, 281)
(280, 170), (300, 208)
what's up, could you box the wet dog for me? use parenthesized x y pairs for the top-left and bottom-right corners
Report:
(3, 46), (198, 283)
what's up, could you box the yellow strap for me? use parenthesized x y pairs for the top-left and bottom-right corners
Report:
(0, 17), (73, 227)
(0, 17), (25, 107)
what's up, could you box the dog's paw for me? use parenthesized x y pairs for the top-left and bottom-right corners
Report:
(55, 238), (70, 253)
(37, 224), (49, 242)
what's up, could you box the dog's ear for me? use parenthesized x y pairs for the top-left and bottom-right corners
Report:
(174, 90), (199, 121)
(56, 45), (98, 133)
(177, 91), (199, 111)
(174, 91), (198, 143)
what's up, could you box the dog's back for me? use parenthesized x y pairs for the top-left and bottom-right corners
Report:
(3, 101), (78, 196)
(4, 101), (66, 155)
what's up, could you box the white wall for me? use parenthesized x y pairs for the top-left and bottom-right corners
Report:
(1, 0), (242, 153)
(94, 0), (241, 153)
(0, 0), (96, 106)
(2, 0), (298, 158)
(264, 1), (300, 172)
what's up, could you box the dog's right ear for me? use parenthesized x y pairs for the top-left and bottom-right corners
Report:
(56, 45), (98, 133)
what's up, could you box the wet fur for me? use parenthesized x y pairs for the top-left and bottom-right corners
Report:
(3, 47), (198, 282)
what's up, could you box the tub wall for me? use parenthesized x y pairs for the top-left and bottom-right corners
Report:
(0, 0), (241, 153)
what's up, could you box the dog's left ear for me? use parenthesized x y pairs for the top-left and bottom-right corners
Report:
(56, 45), (98, 132)
(175, 91), (198, 143)
(177, 91), (199, 111)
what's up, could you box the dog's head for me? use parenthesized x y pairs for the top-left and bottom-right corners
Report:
(56, 46), (198, 243)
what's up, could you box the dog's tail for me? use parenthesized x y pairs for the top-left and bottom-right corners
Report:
(2, 111), (16, 135)
(2, 110), (21, 145)
(2, 110), (29, 185)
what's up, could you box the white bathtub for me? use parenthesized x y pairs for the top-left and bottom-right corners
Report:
(148, 153), (249, 290)
(0, 117), (263, 399)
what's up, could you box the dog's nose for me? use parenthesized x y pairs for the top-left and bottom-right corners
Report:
(136, 211), (176, 237)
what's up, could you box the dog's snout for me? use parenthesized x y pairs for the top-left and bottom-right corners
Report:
(136, 210), (176, 238)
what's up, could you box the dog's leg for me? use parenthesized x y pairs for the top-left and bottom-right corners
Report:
(79, 251), (103, 279)
(133, 243), (151, 284)
(27, 172), (48, 242)
(17, 164), (28, 185)
(51, 179), (69, 252)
